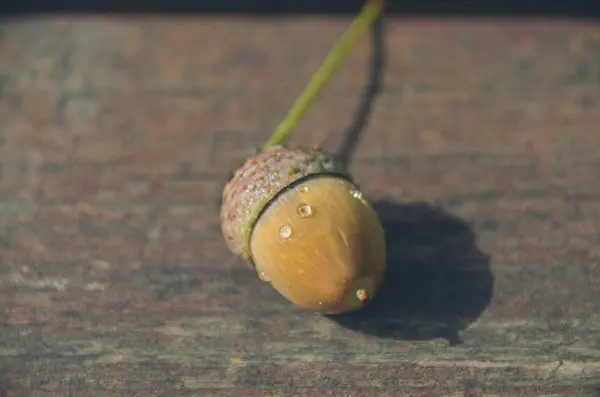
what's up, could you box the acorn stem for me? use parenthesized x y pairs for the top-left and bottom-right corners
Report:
(262, 0), (385, 151)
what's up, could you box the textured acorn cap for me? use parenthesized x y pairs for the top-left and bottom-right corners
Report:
(220, 145), (386, 314)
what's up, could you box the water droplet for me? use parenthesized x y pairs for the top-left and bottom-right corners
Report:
(349, 188), (363, 200)
(356, 288), (369, 304)
(297, 268), (304, 274)
(258, 271), (270, 282)
(299, 185), (308, 193)
(297, 203), (313, 218)
(279, 225), (292, 239)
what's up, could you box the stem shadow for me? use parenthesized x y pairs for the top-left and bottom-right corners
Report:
(328, 200), (494, 344)
(336, 8), (385, 168)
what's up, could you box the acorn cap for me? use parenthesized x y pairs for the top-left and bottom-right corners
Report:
(220, 145), (350, 267)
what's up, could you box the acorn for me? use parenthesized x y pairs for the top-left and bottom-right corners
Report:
(220, 145), (386, 315)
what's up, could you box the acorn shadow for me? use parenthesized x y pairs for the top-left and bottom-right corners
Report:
(328, 200), (494, 344)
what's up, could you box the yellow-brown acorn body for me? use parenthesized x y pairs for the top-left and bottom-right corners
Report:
(220, 145), (386, 315)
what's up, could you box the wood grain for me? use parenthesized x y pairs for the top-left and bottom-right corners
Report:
(0, 15), (599, 396)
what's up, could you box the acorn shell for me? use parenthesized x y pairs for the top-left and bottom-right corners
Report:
(220, 145), (386, 314)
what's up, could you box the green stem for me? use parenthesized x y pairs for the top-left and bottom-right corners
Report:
(262, 0), (384, 151)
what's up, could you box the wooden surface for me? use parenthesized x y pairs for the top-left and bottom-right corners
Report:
(1, 14), (600, 397)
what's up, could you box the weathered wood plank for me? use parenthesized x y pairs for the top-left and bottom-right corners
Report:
(1, 15), (599, 396)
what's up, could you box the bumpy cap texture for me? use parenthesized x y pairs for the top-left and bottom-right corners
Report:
(220, 145), (350, 266)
